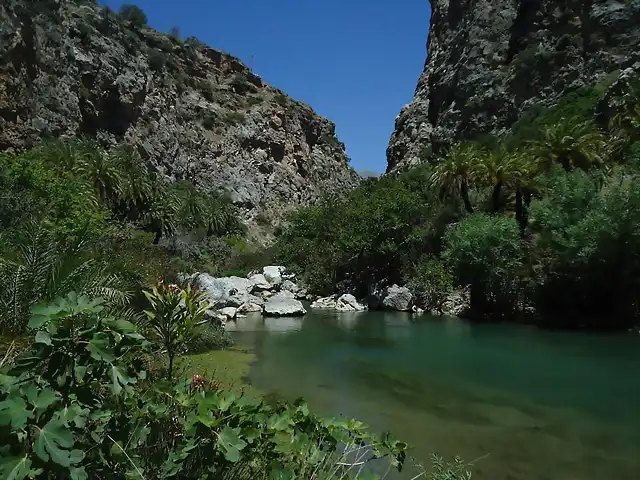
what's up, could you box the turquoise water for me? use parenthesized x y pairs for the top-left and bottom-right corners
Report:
(227, 312), (640, 479)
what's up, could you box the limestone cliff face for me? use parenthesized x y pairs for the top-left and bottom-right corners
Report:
(387, 0), (640, 172)
(0, 0), (359, 222)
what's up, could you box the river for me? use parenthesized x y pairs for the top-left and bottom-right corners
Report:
(226, 311), (640, 480)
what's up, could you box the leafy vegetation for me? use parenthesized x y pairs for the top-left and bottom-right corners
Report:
(0, 139), (243, 335)
(0, 292), (412, 479)
(117, 4), (148, 27)
(0, 138), (455, 478)
(275, 75), (640, 330)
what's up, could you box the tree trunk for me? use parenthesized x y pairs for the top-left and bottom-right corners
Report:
(461, 181), (474, 214)
(167, 353), (175, 380)
(153, 229), (162, 245)
(491, 181), (503, 213)
(515, 188), (532, 236)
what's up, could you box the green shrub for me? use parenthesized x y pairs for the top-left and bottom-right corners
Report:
(530, 167), (640, 328)
(0, 293), (411, 479)
(223, 111), (246, 126)
(148, 48), (167, 72)
(247, 95), (263, 107)
(443, 213), (523, 318)
(118, 3), (147, 27)
(274, 92), (288, 107)
(188, 323), (233, 353)
(202, 113), (216, 130)
(406, 257), (454, 313)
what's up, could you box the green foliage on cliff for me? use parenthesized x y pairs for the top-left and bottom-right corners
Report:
(276, 77), (640, 329)
(0, 140), (243, 334)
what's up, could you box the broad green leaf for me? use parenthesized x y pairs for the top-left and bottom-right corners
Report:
(0, 396), (33, 429)
(70, 466), (88, 480)
(110, 364), (136, 396)
(25, 385), (58, 415)
(34, 418), (82, 467)
(269, 467), (296, 480)
(34, 331), (52, 346)
(108, 318), (138, 334)
(0, 455), (32, 480)
(87, 333), (115, 363)
(268, 412), (294, 431)
(217, 392), (236, 412)
(216, 426), (246, 463)
(56, 404), (89, 428)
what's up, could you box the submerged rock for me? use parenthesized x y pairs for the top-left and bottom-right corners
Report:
(219, 307), (238, 320)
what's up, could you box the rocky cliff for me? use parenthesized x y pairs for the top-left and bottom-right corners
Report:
(0, 0), (359, 222)
(387, 0), (640, 172)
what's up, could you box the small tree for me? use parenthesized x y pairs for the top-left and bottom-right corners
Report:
(118, 4), (148, 27)
(143, 282), (208, 378)
(443, 213), (523, 318)
(406, 257), (453, 314)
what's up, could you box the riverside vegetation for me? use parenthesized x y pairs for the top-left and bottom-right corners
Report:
(0, 133), (466, 477)
(276, 75), (640, 331)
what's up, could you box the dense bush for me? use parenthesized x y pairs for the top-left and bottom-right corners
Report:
(405, 258), (454, 314)
(275, 76), (640, 329)
(530, 166), (640, 328)
(118, 4), (148, 27)
(0, 140), (244, 334)
(443, 213), (523, 319)
(276, 167), (450, 297)
(0, 293), (411, 479)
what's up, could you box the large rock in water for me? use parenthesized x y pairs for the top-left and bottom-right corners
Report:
(386, 0), (640, 172)
(369, 284), (413, 311)
(311, 294), (366, 312)
(264, 291), (306, 317)
(0, 0), (359, 223)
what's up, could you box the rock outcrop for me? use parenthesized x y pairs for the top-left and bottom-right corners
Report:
(387, 0), (640, 172)
(0, 0), (359, 222)
(264, 291), (306, 317)
(369, 284), (413, 312)
(186, 266), (305, 317)
(311, 294), (366, 312)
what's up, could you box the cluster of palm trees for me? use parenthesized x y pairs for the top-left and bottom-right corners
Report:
(429, 116), (633, 235)
(37, 139), (243, 243)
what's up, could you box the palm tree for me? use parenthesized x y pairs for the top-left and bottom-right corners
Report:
(473, 147), (510, 212)
(75, 148), (125, 204)
(430, 142), (487, 213)
(37, 137), (98, 174)
(202, 192), (244, 237)
(174, 181), (207, 228)
(111, 146), (154, 212)
(531, 119), (607, 173)
(0, 222), (131, 334)
(502, 150), (540, 236)
(143, 181), (180, 244)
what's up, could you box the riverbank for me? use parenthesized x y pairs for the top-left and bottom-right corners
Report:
(178, 346), (260, 395)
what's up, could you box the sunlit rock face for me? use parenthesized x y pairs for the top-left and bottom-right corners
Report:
(387, 0), (640, 172)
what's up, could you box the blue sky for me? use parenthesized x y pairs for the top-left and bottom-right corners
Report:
(101, 0), (431, 174)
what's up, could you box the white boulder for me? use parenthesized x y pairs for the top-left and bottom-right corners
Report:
(249, 273), (272, 292)
(219, 307), (238, 320)
(264, 291), (306, 316)
(263, 265), (286, 285)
